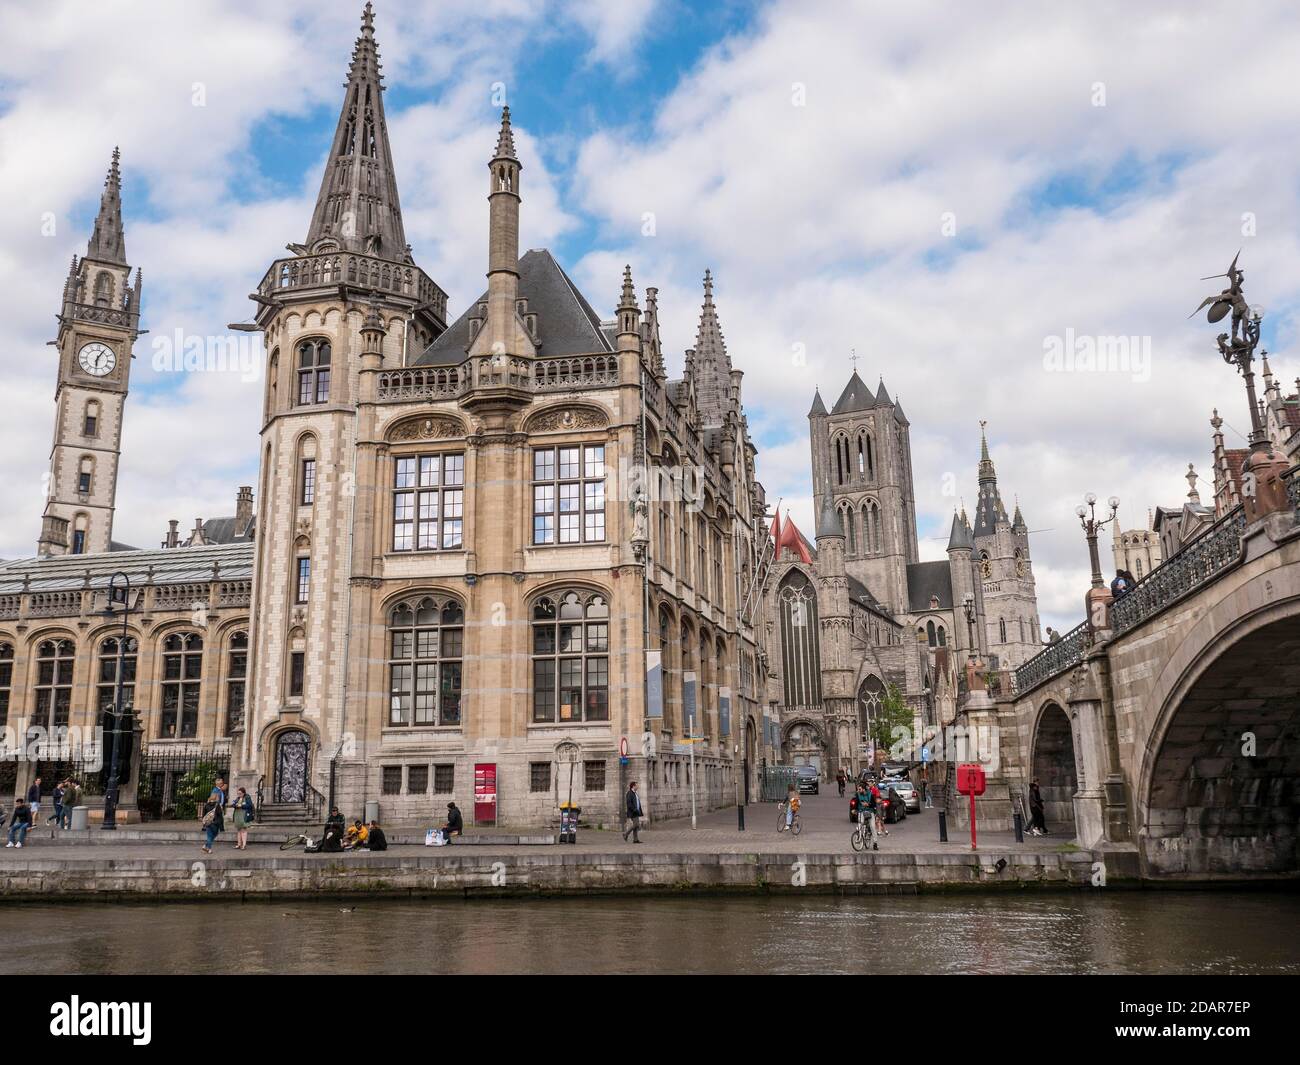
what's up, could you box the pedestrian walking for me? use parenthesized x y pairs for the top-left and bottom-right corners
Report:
(1028, 779), (1048, 836)
(60, 779), (80, 829)
(622, 780), (644, 843)
(836, 769), (846, 797)
(231, 786), (254, 850)
(200, 776), (227, 854)
(26, 778), (41, 826)
(5, 798), (33, 848)
(48, 780), (65, 826)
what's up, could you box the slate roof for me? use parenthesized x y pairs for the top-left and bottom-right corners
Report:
(0, 542), (255, 594)
(197, 515), (256, 544)
(906, 560), (954, 612)
(808, 389), (828, 417)
(415, 248), (612, 365)
(830, 371), (875, 415)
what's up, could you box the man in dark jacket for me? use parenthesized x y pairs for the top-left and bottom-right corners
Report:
(1028, 779), (1048, 835)
(441, 802), (463, 842)
(365, 821), (388, 851)
(6, 799), (33, 848)
(622, 781), (644, 843)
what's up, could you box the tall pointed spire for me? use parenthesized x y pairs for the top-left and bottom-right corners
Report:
(693, 268), (734, 427)
(973, 420), (1008, 537)
(86, 147), (127, 265)
(305, 3), (409, 261)
(494, 105), (518, 161)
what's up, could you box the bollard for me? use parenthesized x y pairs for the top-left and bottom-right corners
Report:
(1013, 811), (1024, 843)
(938, 810), (948, 842)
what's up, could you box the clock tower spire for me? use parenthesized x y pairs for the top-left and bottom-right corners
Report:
(38, 148), (142, 557)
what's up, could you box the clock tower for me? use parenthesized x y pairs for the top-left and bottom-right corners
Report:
(38, 148), (143, 557)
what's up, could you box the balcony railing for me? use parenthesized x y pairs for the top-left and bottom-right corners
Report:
(533, 354), (619, 391)
(376, 366), (466, 401)
(259, 251), (448, 324)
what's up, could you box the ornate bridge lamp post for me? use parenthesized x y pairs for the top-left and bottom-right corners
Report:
(1076, 494), (1118, 635)
(100, 573), (136, 830)
(961, 592), (978, 665)
(1193, 255), (1292, 520)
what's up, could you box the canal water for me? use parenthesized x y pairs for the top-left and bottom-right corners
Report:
(0, 892), (1296, 974)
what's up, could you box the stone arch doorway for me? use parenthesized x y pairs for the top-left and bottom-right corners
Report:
(1031, 702), (1078, 836)
(783, 721), (824, 776)
(273, 729), (311, 805)
(1141, 614), (1300, 876)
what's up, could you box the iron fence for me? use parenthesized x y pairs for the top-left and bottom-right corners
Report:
(137, 747), (230, 821)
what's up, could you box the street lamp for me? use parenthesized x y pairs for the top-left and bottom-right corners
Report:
(961, 592), (977, 663)
(1075, 493), (1119, 589)
(100, 573), (135, 830)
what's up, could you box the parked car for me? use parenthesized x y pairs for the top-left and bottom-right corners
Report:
(795, 766), (820, 795)
(848, 786), (906, 823)
(888, 779), (921, 813)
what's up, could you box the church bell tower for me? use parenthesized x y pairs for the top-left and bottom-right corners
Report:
(39, 148), (142, 557)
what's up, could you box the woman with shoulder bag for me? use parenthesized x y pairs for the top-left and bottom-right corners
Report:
(201, 777), (227, 854)
(231, 786), (254, 850)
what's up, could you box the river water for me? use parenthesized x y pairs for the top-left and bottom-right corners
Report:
(0, 892), (1295, 974)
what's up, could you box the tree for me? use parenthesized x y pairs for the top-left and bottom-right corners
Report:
(868, 683), (914, 760)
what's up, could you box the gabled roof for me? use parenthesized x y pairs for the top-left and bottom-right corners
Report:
(416, 248), (611, 365)
(831, 371), (875, 415)
(197, 515), (256, 545)
(906, 560), (954, 612)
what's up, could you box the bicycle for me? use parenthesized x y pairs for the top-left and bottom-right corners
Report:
(850, 811), (878, 852)
(279, 832), (318, 851)
(776, 800), (802, 835)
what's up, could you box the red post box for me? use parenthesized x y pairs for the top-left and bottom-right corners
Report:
(955, 763), (986, 850)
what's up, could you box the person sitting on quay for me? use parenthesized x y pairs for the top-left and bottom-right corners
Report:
(364, 821), (387, 851)
(5, 798), (33, 848)
(441, 802), (463, 843)
(343, 819), (369, 850)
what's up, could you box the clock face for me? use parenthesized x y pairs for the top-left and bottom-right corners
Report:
(78, 342), (116, 377)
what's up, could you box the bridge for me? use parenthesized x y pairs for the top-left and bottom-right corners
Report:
(1005, 467), (1300, 879)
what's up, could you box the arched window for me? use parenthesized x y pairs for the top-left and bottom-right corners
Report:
(936, 625), (947, 647)
(83, 400), (100, 438)
(266, 349), (279, 419)
(1135, 558), (1143, 578)
(93, 271), (113, 307)
(78, 456), (94, 496)
(96, 636), (137, 729)
(0, 643), (13, 729)
(926, 620), (937, 647)
(388, 597), (463, 727)
(999, 617), (1007, 643)
(856, 433), (866, 477)
(71, 514), (89, 555)
(34, 639), (75, 729)
(858, 675), (886, 743)
(532, 591), (608, 723)
(778, 571), (821, 707)
(863, 500), (881, 554)
(840, 504), (856, 554)
(225, 631), (248, 735)
(160, 633), (203, 738)
(296, 338), (331, 405)
(980, 551), (992, 579)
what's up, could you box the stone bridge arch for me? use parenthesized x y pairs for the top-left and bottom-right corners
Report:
(1030, 698), (1079, 836)
(1126, 538), (1300, 876)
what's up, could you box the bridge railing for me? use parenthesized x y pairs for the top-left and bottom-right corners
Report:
(1014, 464), (1300, 696)
(1014, 620), (1088, 694)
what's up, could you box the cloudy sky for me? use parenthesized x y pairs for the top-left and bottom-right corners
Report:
(3, 0), (1299, 631)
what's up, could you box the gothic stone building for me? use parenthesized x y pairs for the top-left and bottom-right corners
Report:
(0, 5), (776, 824)
(759, 374), (1042, 776)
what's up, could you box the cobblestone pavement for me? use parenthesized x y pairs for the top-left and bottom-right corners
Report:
(0, 791), (1076, 861)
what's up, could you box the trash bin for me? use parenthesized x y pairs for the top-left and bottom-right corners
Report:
(364, 800), (379, 825)
(70, 806), (89, 831)
(558, 803), (580, 844)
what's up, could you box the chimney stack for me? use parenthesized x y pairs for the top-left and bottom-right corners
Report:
(235, 486), (254, 535)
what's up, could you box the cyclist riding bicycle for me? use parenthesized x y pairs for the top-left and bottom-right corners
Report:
(783, 787), (801, 831)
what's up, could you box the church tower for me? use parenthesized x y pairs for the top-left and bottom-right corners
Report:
(971, 423), (1039, 668)
(810, 369), (918, 615)
(39, 148), (142, 557)
(243, 3), (447, 788)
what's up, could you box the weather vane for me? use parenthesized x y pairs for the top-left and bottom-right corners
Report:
(849, 348), (859, 371)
